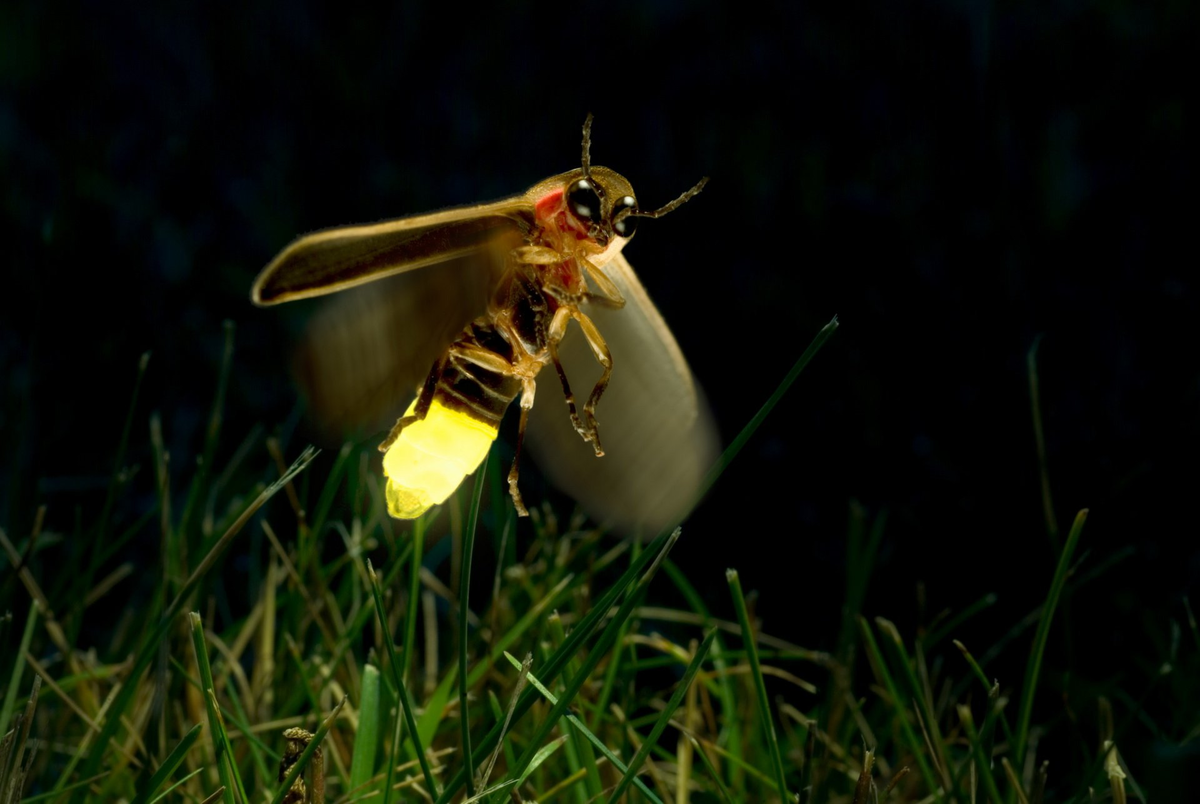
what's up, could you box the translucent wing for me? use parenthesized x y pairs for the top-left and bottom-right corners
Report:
(292, 250), (505, 443)
(526, 251), (719, 534)
(251, 198), (532, 305)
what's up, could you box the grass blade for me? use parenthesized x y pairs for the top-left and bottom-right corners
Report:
(727, 569), (790, 800)
(367, 559), (440, 798)
(1013, 508), (1088, 769)
(874, 617), (950, 789)
(503, 652), (661, 804)
(697, 317), (838, 506)
(958, 704), (1004, 804)
(1026, 335), (1059, 553)
(128, 723), (204, 804)
(433, 526), (679, 804)
(349, 663), (381, 794)
(188, 613), (237, 804)
(607, 629), (716, 803)
(0, 604), (38, 736)
(70, 446), (318, 800)
(689, 736), (735, 804)
(857, 615), (938, 793)
(458, 452), (488, 798)
(495, 529), (683, 803)
(147, 768), (206, 804)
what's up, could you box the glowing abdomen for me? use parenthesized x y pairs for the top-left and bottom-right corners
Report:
(382, 397), (501, 518)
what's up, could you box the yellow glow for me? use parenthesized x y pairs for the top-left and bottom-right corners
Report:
(382, 398), (499, 519)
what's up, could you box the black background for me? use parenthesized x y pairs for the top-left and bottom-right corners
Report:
(2, 0), (1196, 793)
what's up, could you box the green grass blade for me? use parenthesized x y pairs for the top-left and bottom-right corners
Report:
(474, 736), (571, 802)
(0, 603), (38, 736)
(959, 704), (1004, 804)
(87, 350), (150, 599)
(179, 320), (235, 540)
(1027, 335), (1059, 553)
(874, 617), (950, 788)
(222, 676), (272, 789)
(486, 690), (518, 787)
(433, 526), (678, 804)
(607, 629), (716, 803)
(502, 652), (661, 804)
(518, 735), (568, 785)
(168, 655), (280, 763)
(662, 559), (742, 778)
(147, 767), (205, 804)
(381, 685), (403, 804)
(857, 615), (938, 793)
(188, 613), (237, 804)
(546, 615), (592, 804)
(689, 736), (735, 804)
(367, 559), (440, 798)
(350, 663), (381, 794)
(403, 514), (427, 689)
(458, 452), (488, 798)
(494, 529), (682, 803)
(69, 447), (318, 800)
(923, 592), (999, 651)
(697, 317), (838, 506)
(727, 569), (790, 800)
(1184, 596), (1200, 653)
(20, 772), (111, 802)
(953, 640), (1015, 746)
(1013, 508), (1087, 771)
(308, 441), (353, 543)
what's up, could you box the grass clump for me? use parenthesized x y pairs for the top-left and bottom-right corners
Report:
(0, 316), (1189, 803)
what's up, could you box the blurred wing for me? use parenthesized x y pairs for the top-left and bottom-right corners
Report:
(292, 244), (511, 445)
(252, 197), (532, 305)
(526, 251), (718, 535)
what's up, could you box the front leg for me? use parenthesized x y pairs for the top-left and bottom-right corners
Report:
(583, 259), (626, 309)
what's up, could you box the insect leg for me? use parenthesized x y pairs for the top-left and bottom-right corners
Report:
(507, 379), (537, 518)
(379, 355), (445, 452)
(449, 343), (513, 375)
(582, 260), (627, 309)
(571, 310), (612, 458)
(546, 306), (588, 439)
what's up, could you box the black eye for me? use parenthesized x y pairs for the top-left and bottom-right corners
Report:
(567, 179), (602, 222)
(611, 195), (638, 237)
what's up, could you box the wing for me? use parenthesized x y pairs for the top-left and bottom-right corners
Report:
(251, 196), (533, 305)
(525, 251), (719, 535)
(292, 250), (505, 444)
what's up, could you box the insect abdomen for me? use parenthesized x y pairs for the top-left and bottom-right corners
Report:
(383, 322), (521, 519)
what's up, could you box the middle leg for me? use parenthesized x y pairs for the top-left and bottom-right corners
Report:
(571, 310), (613, 457)
(546, 306), (591, 442)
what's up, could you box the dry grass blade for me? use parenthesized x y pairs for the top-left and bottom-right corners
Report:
(479, 653), (532, 791)
(0, 675), (40, 804)
(851, 747), (875, 804)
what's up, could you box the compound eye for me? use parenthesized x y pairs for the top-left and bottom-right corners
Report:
(567, 179), (603, 222)
(611, 195), (638, 237)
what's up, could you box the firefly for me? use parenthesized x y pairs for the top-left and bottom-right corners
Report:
(252, 116), (716, 531)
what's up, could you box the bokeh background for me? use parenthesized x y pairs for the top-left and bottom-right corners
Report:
(2, 0), (1195, 794)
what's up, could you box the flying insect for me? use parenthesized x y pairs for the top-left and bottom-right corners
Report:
(251, 116), (716, 531)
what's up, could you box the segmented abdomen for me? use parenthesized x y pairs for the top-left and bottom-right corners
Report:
(382, 321), (522, 519)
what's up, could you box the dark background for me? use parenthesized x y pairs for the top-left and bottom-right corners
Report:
(2, 0), (1195, 794)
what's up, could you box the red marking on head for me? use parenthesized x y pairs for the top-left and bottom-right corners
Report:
(535, 190), (563, 224)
